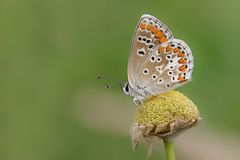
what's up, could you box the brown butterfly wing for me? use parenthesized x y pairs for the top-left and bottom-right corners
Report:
(127, 14), (174, 88)
(140, 39), (194, 95)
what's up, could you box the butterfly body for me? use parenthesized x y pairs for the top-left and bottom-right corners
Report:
(122, 82), (153, 105)
(123, 14), (194, 105)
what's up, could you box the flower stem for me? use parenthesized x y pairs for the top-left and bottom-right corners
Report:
(163, 139), (175, 160)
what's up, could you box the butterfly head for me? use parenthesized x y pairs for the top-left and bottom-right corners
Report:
(122, 82), (132, 95)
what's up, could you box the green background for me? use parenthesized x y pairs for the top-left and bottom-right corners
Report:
(1, 0), (240, 160)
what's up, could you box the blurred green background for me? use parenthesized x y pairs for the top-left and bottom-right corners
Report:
(1, 0), (240, 160)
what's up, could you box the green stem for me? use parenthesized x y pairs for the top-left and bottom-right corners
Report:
(163, 139), (175, 160)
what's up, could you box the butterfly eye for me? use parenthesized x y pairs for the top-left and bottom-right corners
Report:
(123, 84), (130, 95)
(125, 85), (129, 92)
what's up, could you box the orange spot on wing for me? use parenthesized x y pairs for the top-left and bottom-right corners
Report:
(177, 52), (185, 57)
(173, 48), (180, 53)
(150, 26), (158, 34)
(178, 73), (187, 83)
(166, 45), (172, 52)
(146, 24), (151, 30)
(160, 35), (167, 43)
(178, 74), (184, 81)
(140, 23), (146, 30)
(158, 46), (163, 53)
(155, 31), (163, 38)
(178, 58), (187, 64)
(179, 65), (186, 72)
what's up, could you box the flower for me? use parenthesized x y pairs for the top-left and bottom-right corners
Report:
(130, 90), (201, 156)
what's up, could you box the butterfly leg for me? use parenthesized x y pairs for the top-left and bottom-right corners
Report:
(133, 96), (147, 111)
(133, 97), (148, 113)
(145, 89), (157, 97)
(146, 88), (165, 100)
(133, 97), (142, 106)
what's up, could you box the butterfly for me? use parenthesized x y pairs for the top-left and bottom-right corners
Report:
(122, 14), (194, 105)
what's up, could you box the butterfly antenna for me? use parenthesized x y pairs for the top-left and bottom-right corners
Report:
(104, 83), (116, 89)
(97, 75), (125, 87)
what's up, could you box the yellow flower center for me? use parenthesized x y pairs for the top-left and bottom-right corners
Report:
(135, 91), (200, 125)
